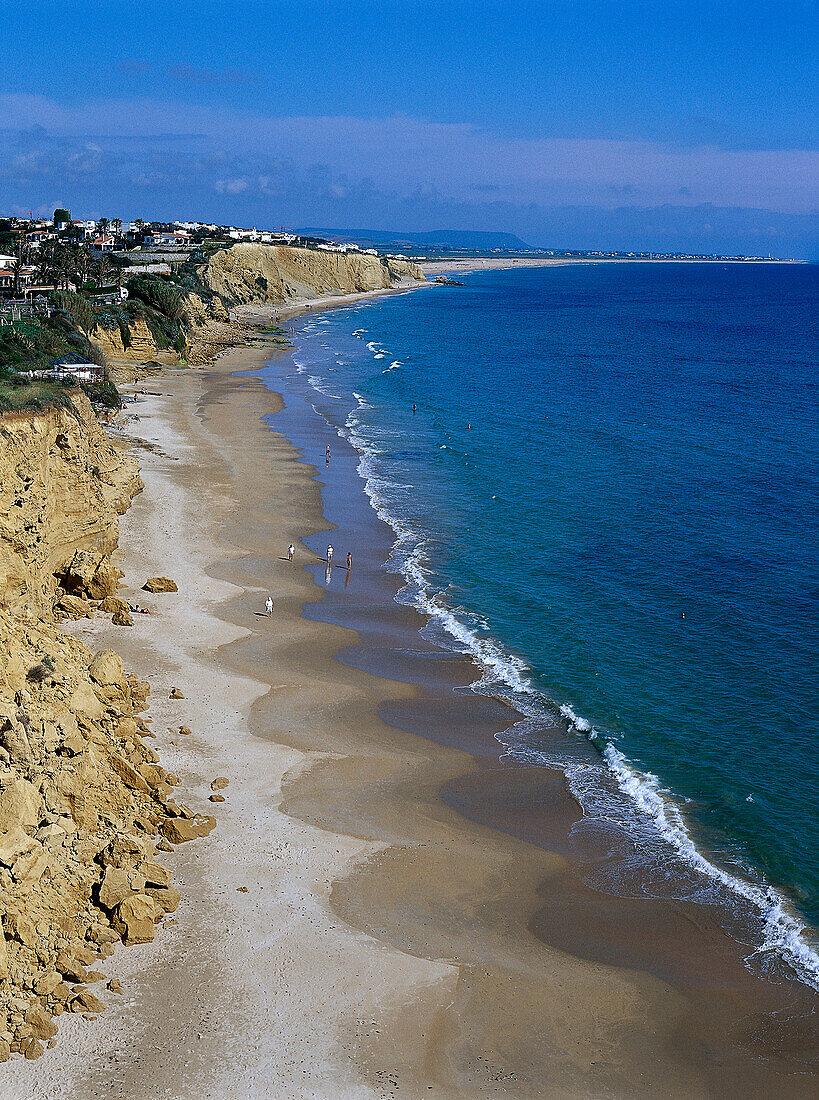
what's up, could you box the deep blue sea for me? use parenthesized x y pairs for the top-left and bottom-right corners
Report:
(285, 262), (819, 986)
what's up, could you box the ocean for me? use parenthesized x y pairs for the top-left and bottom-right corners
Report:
(263, 261), (819, 988)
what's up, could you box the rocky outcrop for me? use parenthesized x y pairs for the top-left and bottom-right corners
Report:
(0, 611), (214, 1060)
(200, 243), (426, 308)
(0, 393), (142, 619)
(90, 316), (161, 365)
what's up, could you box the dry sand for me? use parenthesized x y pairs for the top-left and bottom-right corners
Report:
(5, 297), (816, 1099)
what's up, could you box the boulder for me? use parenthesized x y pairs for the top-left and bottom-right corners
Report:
(141, 859), (172, 888)
(98, 866), (136, 911)
(69, 681), (104, 721)
(56, 593), (92, 620)
(33, 970), (63, 996)
(59, 550), (121, 601)
(107, 979), (123, 995)
(22, 1006), (58, 1042)
(169, 687), (184, 699)
(69, 988), (106, 1013)
(142, 577), (178, 593)
(88, 650), (125, 688)
(0, 777), (42, 831)
(112, 608), (134, 627)
(99, 595), (130, 616)
(12, 844), (50, 886)
(109, 752), (150, 793)
(160, 814), (216, 845)
(210, 777), (229, 791)
(55, 950), (89, 983)
(111, 893), (161, 944)
(146, 885), (180, 913)
(0, 827), (38, 867)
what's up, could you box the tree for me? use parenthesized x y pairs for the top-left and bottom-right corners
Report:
(53, 208), (71, 226)
(11, 239), (32, 296)
(111, 218), (122, 238)
(97, 217), (110, 237)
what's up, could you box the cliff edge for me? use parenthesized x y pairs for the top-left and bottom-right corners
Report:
(200, 243), (425, 307)
(0, 398), (209, 1062)
(0, 392), (142, 619)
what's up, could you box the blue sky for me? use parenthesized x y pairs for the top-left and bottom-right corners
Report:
(2, 1), (817, 255)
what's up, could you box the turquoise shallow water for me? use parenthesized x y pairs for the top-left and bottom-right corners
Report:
(286, 262), (818, 984)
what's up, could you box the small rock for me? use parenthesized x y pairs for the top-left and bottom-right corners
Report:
(209, 794), (225, 803)
(169, 687), (184, 699)
(178, 726), (192, 736)
(210, 777), (229, 791)
(237, 886), (248, 893)
(107, 979), (123, 995)
(143, 577), (178, 593)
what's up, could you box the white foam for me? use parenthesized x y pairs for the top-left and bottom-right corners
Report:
(600, 744), (819, 990)
(293, 314), (819, 995)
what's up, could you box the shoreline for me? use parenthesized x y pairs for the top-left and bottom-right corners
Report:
(419, 256), (802, 274)
(6, 292), (816, 1096)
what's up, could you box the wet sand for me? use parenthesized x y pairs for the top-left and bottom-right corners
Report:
(7, 303), (817, 1098)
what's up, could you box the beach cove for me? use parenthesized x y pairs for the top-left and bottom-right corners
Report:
(5, 281), (816, 1099)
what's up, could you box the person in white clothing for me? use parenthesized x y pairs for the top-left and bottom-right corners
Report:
(288, 544), (295, 562)
(265, 596), (273, 616)
(326, 544), (334, 563)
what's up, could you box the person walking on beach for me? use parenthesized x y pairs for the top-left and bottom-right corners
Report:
(326, 444), (331, 468)
(288, 544), (295, 562)
(346, 551), (352, 571)
(265, 596), (274, 616)
(327, 544), (334, 564)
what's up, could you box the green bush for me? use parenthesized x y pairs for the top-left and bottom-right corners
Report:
(51, 289), (95, 333)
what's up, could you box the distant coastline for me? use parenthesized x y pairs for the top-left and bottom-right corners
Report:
(420, 254), (803, 275)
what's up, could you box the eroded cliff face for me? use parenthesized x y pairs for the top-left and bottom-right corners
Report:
(200, 243), (426, 306)
(90, 316), (162, 365)
(0, 397), (212, 1062)
(0, 393), (142, 619)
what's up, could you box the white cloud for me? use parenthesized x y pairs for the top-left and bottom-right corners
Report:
(1, 93), (817, 214)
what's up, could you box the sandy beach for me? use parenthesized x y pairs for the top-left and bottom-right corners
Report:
(4, 295), (816, 1099)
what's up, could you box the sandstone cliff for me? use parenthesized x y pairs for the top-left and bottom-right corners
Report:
(0, 392), (142, 619)
(0, 397), (212, 1061)
(200, 243), (425, 307)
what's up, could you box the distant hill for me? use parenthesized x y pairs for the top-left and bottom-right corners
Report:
(298, 228), (532, 251)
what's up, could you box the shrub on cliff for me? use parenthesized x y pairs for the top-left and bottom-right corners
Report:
(50, 289), (95, 334)
(126, 275), (185, 322)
